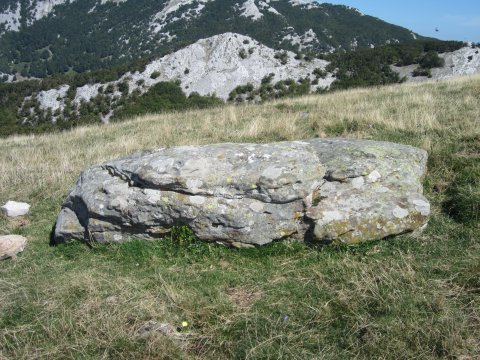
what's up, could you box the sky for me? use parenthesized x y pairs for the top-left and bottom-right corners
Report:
(318, 1), (480, 42)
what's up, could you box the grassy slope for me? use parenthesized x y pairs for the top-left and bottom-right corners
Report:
(0, 76), (479, 359)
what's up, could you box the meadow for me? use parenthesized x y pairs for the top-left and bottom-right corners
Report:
(0, 75), (479, 359)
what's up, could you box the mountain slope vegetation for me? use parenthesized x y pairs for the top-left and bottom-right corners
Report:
(0, 36), (467, 137)
(0, 0), (425, 77)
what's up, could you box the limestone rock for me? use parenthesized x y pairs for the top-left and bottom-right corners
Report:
(1, 201), (31, 218)
(0, 235), (27, 260)
(304, 139), (430, 244)
(54, 139), (430, 246)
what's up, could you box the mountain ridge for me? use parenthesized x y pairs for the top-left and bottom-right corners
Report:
(19, 32), (333, 124)
(0, 0), (424, 78)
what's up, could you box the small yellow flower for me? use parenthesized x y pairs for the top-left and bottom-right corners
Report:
(181, 321), (189, 328)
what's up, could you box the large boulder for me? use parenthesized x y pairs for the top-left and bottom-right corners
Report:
(54, 139), (430, 247)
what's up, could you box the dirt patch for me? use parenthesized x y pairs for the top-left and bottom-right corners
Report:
(456, 150), (480, 159)
(226, 287), (263, 308)
(7, 217), (30, 229)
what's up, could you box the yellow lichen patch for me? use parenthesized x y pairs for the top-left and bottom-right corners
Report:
(314, 209), (428, 245)
(293, 211), (303, 221)
(175, 193), (187, 201)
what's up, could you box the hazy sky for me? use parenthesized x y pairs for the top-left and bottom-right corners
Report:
(319, 1), (480, 42)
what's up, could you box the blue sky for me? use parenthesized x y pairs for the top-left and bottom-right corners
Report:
(318, 1), (480, 42)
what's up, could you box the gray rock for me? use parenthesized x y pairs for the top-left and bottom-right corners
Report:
(136, 321), (177, 337)
(304, 139), (430, 244)
(54, 139), (430, 246)
(0, 235), (27, 260)
(1, 201), (31, 217)
(136, 321), (190, 340)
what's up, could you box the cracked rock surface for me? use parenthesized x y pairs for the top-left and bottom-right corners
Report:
(54, 139), (430, 247)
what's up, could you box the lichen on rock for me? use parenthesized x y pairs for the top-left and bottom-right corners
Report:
(54, 138), (430, 247)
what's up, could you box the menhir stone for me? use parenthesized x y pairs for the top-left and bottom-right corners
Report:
(53, 139), (430, 247)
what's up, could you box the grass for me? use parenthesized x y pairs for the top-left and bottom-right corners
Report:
(0, 75), (479, 359)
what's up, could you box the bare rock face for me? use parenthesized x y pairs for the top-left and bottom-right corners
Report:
(304, 139), (430, 244)
(0, 235), (27, 260)
(54, 139), (430, 247)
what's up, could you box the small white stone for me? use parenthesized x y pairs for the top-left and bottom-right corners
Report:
(367, 170), (382, 183)
(249, 202), (264, 213)
(322, 210), (344, 223)
(144, 189), (161, 204)
(261, 166), (283, 179)
(113, 234), (123, 242)
(393, 206), (409, 219)
(351, 177), (365, 189)
(412, 199), (430, 216)
(189, 196), (206, 205)
(186, 178), (203, 190)
(1, 201), (31, 218)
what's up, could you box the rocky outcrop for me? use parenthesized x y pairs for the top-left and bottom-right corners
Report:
(54, 139), (430, 247)
(393, 46), (480, 82)
(26, 33), (333, 124)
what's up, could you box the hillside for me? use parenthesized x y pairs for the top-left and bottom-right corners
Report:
(0, 0), (425, 78)
(0, 35), (469, 137)
(0, 75), (479, 359)
(21, 33), (332, 124)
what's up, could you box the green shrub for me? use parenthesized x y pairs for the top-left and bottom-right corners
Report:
(239, 48), (247, 59)
(112, 81), (222, 120)
(150, 71), (161, 79)
(444, 164), (480, 224)
(412, 67), (432, 78)
(313, 68), (327, 79)
(419, 51), (445, 69)
(118, 81), (129, 96)
(261, 73), (275, 84)
(274, 51), (288, 65)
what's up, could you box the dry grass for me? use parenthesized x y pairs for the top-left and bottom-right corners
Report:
(0, 75), (478, 204)
(0, 75), (479, 359)
(0, 75), (479, 203)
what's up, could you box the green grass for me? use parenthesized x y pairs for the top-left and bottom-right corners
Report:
(1, 76), (479, 359)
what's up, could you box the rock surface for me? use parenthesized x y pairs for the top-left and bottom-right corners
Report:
(1, 201), (31, 217)
(393, 46), (480, 83)
(0, 235), (27, 260)
(54, 139), (430, 246)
